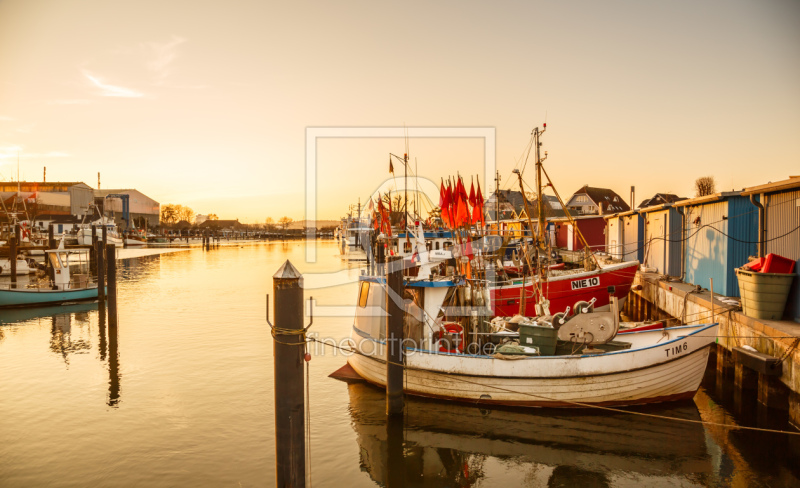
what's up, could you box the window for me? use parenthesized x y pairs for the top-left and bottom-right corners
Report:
(358, 281), (370, 308)
(403, 241), (411, 253)
(435, 242), (440, 250)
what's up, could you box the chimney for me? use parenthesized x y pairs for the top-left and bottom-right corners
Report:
(630, 186), (635, 209)
(43, 167), (46, 183)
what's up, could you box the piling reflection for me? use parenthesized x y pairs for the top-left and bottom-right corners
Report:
(105, 310), (121, 407)
(347, 383), (712, 487)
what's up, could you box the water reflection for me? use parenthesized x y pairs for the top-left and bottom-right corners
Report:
(48, 304), (95, 366)
(347, 383), (712, 487)
(106, 311), (121, 407)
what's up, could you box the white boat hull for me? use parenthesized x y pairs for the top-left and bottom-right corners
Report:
(347, 324), (717, 407)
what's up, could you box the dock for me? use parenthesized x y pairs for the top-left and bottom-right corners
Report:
(627, 271), (800, 425)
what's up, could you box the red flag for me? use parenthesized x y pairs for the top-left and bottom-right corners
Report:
(473, 180), (485, 227)
(445, 181), (454, 229)
(469, 180), (476, 208)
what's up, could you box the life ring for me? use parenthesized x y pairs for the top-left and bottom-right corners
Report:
(436, 322), (465, 353)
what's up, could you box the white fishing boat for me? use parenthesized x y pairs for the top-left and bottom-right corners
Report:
(76, 216), (124, 247)
(0, 257), (37, 276)
(344, 255), (717, 407)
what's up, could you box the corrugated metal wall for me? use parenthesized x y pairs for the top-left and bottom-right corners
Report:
(69, 186), (94, 216)
(667, 207), (682, 277)
(726, 196), (758, 297)
(766, 190), (800, 260)
(765, 189), (800, 321)
(644, 210), (667, 273)
(607, 218), (622, 259)
(684, 201), (729, 294)
(621, 214), (643, 263)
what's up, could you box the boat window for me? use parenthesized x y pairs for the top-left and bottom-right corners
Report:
(358, 281), (370, 308)
(48, 253), (61, 269)
(435, 242), (440, 250)
(443, 241), (452, 250)
(403, 241), (411, 253)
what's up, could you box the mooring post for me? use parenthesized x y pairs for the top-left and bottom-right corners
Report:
(48, 224), (55, 249)
(97, 239), (106, 304)
(90, 225), (98, 274)
(14, 222), (21, 244)
(386, 255), (405, 416)
(106, 244), (118, 327)
(9, 235), (17, 286)
(271, 260), (306, 488)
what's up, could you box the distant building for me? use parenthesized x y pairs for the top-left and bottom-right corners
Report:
(637, 193), (686, 209)
(195, 214), (209, 225)
(485, 190), (566, 221)
(198, 219), (242, 231)
(565, 185), (629, 216)
(0, 181), (94, 217)
(94, 189), (160, 229)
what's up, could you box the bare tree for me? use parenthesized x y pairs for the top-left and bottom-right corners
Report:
(695, 176), (716, 197)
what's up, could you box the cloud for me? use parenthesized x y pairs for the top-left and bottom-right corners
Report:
(0, 116), (14, 122)
(16, 123), (36, 134)
(82, 70), (144, 98)
(143, 36), (186, 85)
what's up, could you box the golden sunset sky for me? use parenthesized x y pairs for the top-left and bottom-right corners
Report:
(1, 0), (798, 222)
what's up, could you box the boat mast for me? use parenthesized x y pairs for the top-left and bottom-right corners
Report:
(535, 124), (548, 277)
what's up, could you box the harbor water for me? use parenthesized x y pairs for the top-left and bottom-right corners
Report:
(1, 241), (798, 487)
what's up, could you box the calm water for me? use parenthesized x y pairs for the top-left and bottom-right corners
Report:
(1, 241), (798, 487)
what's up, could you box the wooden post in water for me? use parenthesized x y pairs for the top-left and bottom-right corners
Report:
(48, 224), (55, 249)
(271, 260), (306, 488)
(386, 255), (405, 415)
(106, 244), (118, 327)
(9, 235), (17, 286)
(97, 239), (106, 304)
(90, 225), (98, 274)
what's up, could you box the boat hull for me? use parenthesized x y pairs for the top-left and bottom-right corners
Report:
(0, 286), (100, 308)
(491, 261), (639, 316)
(347, 323), (717, 407)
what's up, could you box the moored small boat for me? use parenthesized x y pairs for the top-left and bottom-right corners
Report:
(0, 243), (100, 308)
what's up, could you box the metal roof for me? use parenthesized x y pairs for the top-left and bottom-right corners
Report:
(740, 176), (800, 196)
(671, 191), (741, 207)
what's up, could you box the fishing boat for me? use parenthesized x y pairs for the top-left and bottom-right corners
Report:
(123, 229), (147, 247)
(0, 242), (100, 308)
(0, 257), (37, 276)
(345, 271), (717, 407)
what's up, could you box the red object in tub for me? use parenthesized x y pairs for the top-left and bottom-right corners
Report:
(743, 257), (764, 272)
(762, 253), (796, 274)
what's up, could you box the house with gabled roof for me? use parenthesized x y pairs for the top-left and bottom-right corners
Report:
(565, 185), (630, 216)
(637, 193), (686, 209)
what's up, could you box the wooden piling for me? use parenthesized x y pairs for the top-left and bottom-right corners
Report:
(106, 244), (117, 327)
(272, 260), (306, 488)
(48, 224), (55, 249)
(96, 240), (106, 304)
(9, 236), (17, 286)
(90, 225), (98, 274)
(386, 256), (405, 416)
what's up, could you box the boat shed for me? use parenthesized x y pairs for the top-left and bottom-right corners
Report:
(604, 209), (644, 262)
(741, 176), (800, 321)
(549, 215), (606, 252)
(640, 204), (682, 276)
(673, 192), (758, 298)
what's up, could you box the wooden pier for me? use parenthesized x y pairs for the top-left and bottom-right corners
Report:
(626, 271), (800, 427)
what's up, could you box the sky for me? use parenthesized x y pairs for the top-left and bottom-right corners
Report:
(1, 0), (798, 223)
